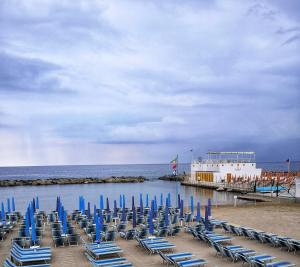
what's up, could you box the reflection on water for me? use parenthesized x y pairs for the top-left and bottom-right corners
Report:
(0, 180), (239, 213)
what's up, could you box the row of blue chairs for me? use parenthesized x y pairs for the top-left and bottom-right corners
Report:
(211, 240), (296, 267)
(221, 223), (300, 254)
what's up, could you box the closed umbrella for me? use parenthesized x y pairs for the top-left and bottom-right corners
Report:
(180, 200), (184, 219)
(146, 194), (149, 208)
(106, 197), (110, 213)
(25, 211), (30, 237)
(1, 202), (5, 221)
(132, 205), (136, 228)
(139, 194), (143, 215)
(113, 200), (117, 218)
(207, 198), (211, 217)
(168, 192), (171, 207)
(196, 202), (201, 223)
(119, 195), (123, 208)
(121, 205), (126, 222)
(82, 197), (85, 214)
(63, 210), (67, 234)
(95, 213), (100, 243)
(160, 193), (163, 207)
(87, 202), (91, 219)
(99, 209), (103, 232)
(12, 197), (15, 212)
(132, 196), (135, 211)
(190, 196), (194, 214)
(93, 205), (97, 224)
(32, 198), (36, 213)
(177, 194), (181, 209)
(149, 204), (154, 235)
(36, 197), (39, 210)
(7, 199), (11, 214)
(165, 205), (169, 226)
(122, 195), (125, 209)
(31, 211), (36, 243)
(100, 195), (104, 210)
(204, 205), (209, 230)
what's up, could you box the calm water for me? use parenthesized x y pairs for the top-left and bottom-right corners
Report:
(0, 162), (298, 213)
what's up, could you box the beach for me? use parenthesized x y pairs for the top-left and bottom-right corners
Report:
(1, 202), (299, 266)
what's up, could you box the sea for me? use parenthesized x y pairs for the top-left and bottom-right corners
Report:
(0, 162), (299, 213)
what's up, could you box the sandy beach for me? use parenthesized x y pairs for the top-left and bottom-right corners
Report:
(1, 202), (299, 267)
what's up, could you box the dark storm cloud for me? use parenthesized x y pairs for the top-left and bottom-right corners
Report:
(0, 53), (71, 93)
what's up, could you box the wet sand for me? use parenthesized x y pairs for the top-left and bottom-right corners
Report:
(1, 203), (299, 266)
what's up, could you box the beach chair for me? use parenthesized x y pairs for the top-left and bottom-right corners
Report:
(169, 226), (181, 236)
(174, 258), (207, 267)
(3, 258), (50, 267)
(86, 253), (128, 266)
(264, 261), (296, 267)
(117, 223), (127, 232)
(120, 229), (136, 240)
(10, 249), (51, 265)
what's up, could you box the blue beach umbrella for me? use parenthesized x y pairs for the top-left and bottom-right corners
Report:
(149, 207), (154, 235)
(57, 197), (60, 212)
(196, 202), (201, 223)
(1, 202), (5, 222)
(180, 200), (184, 219)
(99, 209), (103, 232)
(31, 212), (36, 243)
(93, 205), (97, 223)
(132, 205), (136, 228)
(87, 202), (91, 219)
(168, 192), (171, 207)
(132, 196), (135, 211)
(106, 197), (110, 212)
(121, 205), (126, 222)
(36, 197), (39, 210)
(25, 211), (30, 237)
(207, 198), (211, 217)
(177, 194), (181, 209)
(146, 194), (149, 208)
(27, 206), (31, 226)
(119, 195), (123, 208)
(113, 200), (117, 218)
(190, 196), (194, 214)
(204, 205), (209, 230)
(82, 197), (85, 214)
(165, 205), (169, 226)
(100, 195), (104, 210)
(160, 193), (163, 207)
(139, 194), (143, 214)
(95, 213), (100, 243)
(7, 199), (11, 214)
(32, 198), (36, 212)
(63, 210), (67, 234)
(122, 195), (125, 209)
(12, 197), (15, 212)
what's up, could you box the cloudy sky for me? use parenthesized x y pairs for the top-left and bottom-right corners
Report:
(0, 0), (299, 166)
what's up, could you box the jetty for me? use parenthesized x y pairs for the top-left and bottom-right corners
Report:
(0, 176), (146, 187)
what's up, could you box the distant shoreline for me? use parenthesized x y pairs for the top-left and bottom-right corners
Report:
(0, 176), (146, 187)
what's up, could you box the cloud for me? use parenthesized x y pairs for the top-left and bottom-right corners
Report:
(0, 52), (72, 94)
(0, 0), (299, 165)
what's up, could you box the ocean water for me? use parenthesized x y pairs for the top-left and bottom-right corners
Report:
(0, 162), (298, 213)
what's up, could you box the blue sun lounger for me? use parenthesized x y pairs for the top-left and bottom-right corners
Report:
(12, 243), (51, 253)
(166, 252), (193, 261)
(264, 261), (296, 267)
(87, 247), (123, 259)
(10, 249), (51, 265)
(86, 253), (129, 267)
(3, 258), (51, 267)
(12, 246), (51, 257)
(175, 258), (207, 267)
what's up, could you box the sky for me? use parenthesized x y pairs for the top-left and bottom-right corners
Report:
(0, 0), (299, 166)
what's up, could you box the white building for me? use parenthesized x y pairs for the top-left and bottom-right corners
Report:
(190, 152), (262, 183)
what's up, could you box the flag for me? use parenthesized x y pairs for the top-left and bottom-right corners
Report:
(170, 155), (178, 170)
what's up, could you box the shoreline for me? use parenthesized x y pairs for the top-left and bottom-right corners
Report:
(0, 176), (146, 187)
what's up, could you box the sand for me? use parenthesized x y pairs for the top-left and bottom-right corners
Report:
(1, 202), (299, 266)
